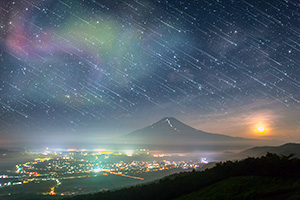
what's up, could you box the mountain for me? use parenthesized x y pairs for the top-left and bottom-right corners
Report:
(239, 143), (300, 158)
(120, 117), (260, 148)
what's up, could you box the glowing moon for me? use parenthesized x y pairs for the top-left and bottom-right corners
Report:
(256, 126), (265, 134)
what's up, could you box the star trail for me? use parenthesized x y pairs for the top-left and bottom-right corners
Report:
(0, 0), (300, 146)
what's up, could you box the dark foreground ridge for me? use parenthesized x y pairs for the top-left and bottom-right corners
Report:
(66, 153), (300, 200)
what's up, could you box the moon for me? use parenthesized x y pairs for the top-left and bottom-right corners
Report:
(256, 126), (266, 134)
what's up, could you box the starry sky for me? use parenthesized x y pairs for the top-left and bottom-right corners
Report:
(0, 0), (300, 147)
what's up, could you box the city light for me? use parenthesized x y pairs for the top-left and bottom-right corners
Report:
(93, 168), (103, 173)
(0, 149), (208, 196)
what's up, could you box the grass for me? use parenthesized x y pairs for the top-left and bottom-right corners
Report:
(176, 176), (300, 200)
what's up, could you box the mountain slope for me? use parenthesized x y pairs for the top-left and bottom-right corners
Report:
(176, 176), (300, 200)
(121, 117), (255, 145)
(239, 143), (300, 158)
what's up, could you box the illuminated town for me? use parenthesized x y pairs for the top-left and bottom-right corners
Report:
(0, 149), (208, 197)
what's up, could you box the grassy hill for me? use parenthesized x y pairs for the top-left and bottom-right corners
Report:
(66, 153), (300, 200)
(176, 176), (300, 200)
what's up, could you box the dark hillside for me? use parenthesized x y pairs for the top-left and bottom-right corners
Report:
(66, 153), (300, 200)
(176, 176), (300, 200)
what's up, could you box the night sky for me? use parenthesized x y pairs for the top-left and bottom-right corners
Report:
(0, 0), (300, 147)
